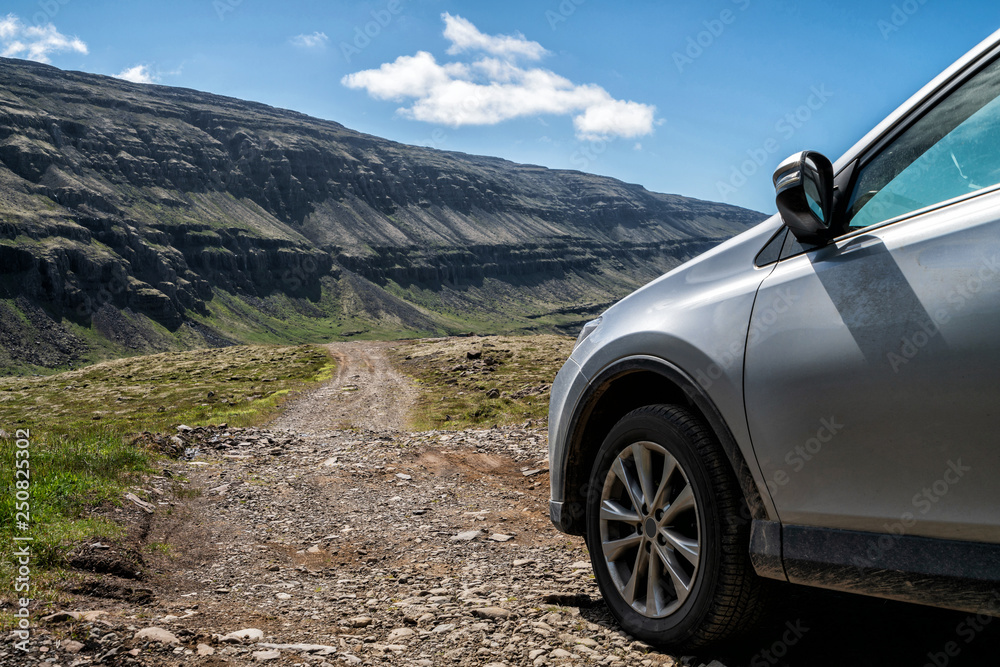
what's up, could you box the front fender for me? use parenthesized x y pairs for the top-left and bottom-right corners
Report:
(550, 354), (777, 535)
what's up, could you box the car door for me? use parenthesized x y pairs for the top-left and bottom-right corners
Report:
(744, 53), (1000, 544)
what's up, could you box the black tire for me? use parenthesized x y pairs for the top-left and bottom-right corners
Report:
(584, 404), (767, 650)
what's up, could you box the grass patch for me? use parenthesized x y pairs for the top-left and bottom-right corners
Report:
(0, 344), (334, 437)
(0, 429), (153, 627)
(391, 335), (574, 429)
(184, 281), (450, 348)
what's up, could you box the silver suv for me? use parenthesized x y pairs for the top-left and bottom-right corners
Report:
(548, 29), (1000, 649)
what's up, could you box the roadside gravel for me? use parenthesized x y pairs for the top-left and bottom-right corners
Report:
(3, 342), (688, 666)
(4, 424), (684, 667)
(13, 342), (995, 666)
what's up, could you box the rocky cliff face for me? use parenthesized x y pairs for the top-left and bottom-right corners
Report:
(0, 57), (765, 371)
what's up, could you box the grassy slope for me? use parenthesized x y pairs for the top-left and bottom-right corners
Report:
(0, 345), (333, 436)
(391, 335), (575, 430)
(0, 276), (450, 376)
(192, 277), (453, 346)
(0, 237), (678, 377)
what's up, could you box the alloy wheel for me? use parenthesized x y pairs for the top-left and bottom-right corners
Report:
(598, 440), (701, 618)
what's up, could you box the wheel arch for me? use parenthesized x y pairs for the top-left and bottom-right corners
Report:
(557, 356), (768, 536)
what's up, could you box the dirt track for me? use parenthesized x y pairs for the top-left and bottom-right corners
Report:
(270, 342), (418, 434)
(7, 343), (1000, 667)
(3, 343), (626, 667)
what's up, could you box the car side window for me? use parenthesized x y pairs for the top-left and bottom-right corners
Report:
(846, 56), (1000, 229)
(754, 228), (786, 267)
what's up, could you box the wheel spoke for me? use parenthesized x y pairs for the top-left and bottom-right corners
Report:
(602, 533), (642, 561)
(650, 451), (678, 511)
(645, 544), (663, 615)
(622, 542), (649, 605)
(660, 527), (700, 566)
(654, 541), (693, 606)
(611, 456), (644, 515)
(659, 482), (695, 526)
(630, 443), (655, 509)
(600, 499), (641, 525)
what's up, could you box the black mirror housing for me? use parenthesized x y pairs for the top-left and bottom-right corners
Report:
(773, 151), (835, 244)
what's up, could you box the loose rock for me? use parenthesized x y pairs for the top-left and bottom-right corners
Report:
(133, 627), (180, 645)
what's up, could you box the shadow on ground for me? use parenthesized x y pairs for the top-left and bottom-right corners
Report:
(581, 583), (999, 667)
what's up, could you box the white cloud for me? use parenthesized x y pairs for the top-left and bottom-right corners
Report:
(0, 15), (19, 40)
(342, 14), (657, 141)
(0, 14), (87, 64)
(573, 99), (657, 141)
(342, 51), (467, 101)
(292, 31), (328, 49)
(442, 13), (546, 61)
(114, 64), (157, 84)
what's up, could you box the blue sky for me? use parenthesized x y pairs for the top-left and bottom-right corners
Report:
(2, 1), (999, 214)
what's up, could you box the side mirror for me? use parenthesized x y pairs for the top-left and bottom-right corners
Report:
(773, 151), (835, 244)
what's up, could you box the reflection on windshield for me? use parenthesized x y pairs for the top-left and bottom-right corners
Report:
(848, 58), (1000, 228)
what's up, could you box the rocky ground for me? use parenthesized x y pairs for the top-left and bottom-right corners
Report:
(5, 342), (1000, 667)
(6, 342), (679, 667)
(14, 423), (659, 667)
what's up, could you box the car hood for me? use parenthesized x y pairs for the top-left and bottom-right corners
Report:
(571, 213), (785, 370)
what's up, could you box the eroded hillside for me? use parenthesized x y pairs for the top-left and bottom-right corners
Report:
(0, 57), (765, 372)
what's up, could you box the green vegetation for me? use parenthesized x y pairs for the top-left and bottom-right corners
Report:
(190, 279), (446, 348)
(382, 274), (616, 336)
(392, 335), (574, 430)
(0, 430), (149, 606)
(0, 344), (333, 436)
(0, 344), (333, 618)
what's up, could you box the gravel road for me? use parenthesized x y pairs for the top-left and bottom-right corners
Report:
(7, 342), (1000, 667)
(270, 342), (418, 434)
(6, 343), (664, 667)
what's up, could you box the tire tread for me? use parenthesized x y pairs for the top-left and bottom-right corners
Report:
(586, 403), (770, 650)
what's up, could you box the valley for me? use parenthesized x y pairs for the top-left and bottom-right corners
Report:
(0, 57), (764, 374)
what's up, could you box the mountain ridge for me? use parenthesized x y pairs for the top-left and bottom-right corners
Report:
(0, 56), (766, 373)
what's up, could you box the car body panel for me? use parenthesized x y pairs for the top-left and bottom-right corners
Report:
(548, 218), (783, 520)
(547, 354), (585, 528)
(745, 186), (1000, 543)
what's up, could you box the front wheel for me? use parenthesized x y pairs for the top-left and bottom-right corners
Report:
(585, 404), (767, 650)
